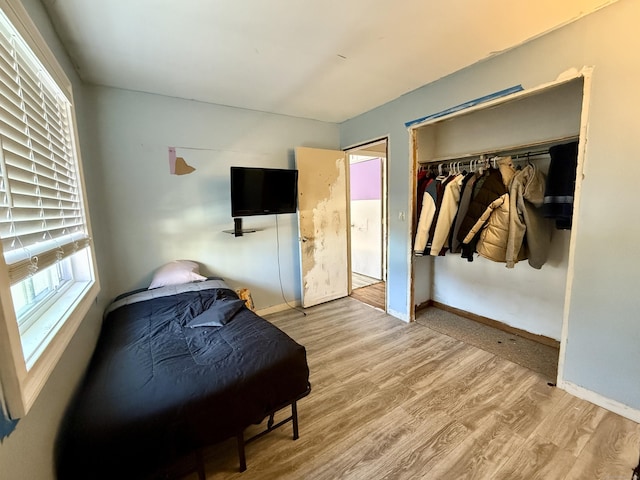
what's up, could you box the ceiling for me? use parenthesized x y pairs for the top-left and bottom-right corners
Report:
(41, 0), (616, 123)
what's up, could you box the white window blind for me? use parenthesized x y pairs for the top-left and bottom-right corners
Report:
(0, 13), (89, 285)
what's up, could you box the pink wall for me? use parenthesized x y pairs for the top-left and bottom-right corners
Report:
(350, 158), (381, 200)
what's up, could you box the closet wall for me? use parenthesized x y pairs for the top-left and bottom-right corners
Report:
(412, 77), (584, 341)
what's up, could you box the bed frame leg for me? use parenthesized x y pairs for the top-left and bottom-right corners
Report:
(292, 401), (299, 440)
(236, 432), (247, 472)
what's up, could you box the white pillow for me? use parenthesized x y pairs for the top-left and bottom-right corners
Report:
(148, 260), (207, 289)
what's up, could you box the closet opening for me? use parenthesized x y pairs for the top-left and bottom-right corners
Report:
(408, 71), (591, 383)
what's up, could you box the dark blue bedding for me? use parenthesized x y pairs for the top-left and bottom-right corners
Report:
(56, 281), (309, 479)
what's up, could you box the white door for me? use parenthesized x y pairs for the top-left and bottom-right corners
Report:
(295, 147), (349, 308)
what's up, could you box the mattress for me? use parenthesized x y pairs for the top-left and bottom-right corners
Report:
(56, 279), (310, 479)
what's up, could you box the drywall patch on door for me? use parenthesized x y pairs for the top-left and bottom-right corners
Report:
(302, 159), (348, 300)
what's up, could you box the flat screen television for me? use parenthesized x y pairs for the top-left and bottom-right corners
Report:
(230, 166), (298, 217)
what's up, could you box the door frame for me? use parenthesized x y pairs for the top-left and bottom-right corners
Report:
(344, 137), (389, 311)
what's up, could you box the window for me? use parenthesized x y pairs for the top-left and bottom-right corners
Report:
(0, 0), (99, 417)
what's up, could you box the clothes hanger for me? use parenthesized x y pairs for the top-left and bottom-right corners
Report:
(478, 155), (485, 175)
(526, 152), (534, 167)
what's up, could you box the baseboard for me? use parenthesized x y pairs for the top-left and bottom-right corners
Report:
(256, 301), (301, 317)
(415, 299), (434, 312)
(558, 380), (640, 423)
(426, 301), (560, 349)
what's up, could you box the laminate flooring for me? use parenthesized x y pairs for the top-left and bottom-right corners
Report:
(179, 297), (640, 480)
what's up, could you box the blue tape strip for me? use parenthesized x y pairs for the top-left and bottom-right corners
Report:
(404, 85), (524, 128)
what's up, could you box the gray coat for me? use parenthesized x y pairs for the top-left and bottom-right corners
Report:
(506, 164), (552, 269)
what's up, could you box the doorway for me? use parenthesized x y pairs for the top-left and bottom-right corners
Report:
(346, 139), (387, 311)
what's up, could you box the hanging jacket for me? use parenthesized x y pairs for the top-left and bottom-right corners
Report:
(429, 173), (464, 256)
(462, 157), (520, 262)
(458, 166), (506, 261)
(414, 169), (431, 242)
(506, 164), (552, 269)
(449, 171), (478, 254)
(425, 174), (454, 253)
(543, 141), (578, 229)
(413, 178), (437, 255)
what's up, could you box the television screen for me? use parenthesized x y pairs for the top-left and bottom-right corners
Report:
(230, 166), (298, 217)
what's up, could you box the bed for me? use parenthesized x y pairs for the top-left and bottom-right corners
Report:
(56, 275), (311, 479)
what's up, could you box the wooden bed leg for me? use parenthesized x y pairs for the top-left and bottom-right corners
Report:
(292, 401), (299, 440)
(236, 432), (247, 472)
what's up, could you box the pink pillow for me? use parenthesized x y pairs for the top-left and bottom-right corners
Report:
(148, 260), (206, 289)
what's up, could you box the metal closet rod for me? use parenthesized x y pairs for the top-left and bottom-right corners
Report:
(505, 149), (549, 160)
(418, 135), (579, 166)
(421, 150), (548, 173)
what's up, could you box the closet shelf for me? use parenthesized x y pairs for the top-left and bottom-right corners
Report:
(418, 134), (579, 165)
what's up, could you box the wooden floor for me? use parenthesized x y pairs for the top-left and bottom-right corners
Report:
(182, 297), (640, 480)
(350, 281), (385, 311)
(351, 272), (381, 289)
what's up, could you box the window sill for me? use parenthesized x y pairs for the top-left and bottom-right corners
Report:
(21, 281), (93, 370)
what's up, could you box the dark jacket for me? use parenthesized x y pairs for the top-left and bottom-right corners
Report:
(543, 141), (578, 229)
(457, 167), (507, 260)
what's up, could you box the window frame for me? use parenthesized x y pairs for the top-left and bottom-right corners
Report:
(0, 0), (99, 418)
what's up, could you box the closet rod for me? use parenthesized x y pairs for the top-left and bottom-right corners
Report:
(418, 134), (579, 165)
(508, 149), (549, 160)
(420, 149), (549, 173)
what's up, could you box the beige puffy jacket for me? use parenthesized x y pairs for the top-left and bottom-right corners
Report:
(462, 157), (525, 263)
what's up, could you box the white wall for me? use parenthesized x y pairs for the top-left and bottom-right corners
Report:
(341, 0), (640, 415)
(350, 199), (382, 279)
(428, 231), (571, 340)
(91, 87), (340, 309)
